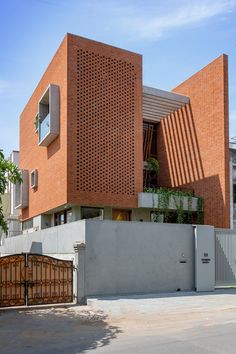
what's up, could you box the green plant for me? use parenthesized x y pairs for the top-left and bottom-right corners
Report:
(187, 193), (193, 223)
(196, 196), (204, 224)
(144, 187), (202, 225)
(0, 150), (22, 234)
(146, 157), (159, 174)
(145, 157), (159, 188)
(173, 195), (184, 224)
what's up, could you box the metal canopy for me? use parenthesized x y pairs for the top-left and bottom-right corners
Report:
(143, 86), (189, 122)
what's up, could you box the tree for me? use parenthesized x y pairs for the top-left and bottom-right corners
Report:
(0, 150), (22, 234)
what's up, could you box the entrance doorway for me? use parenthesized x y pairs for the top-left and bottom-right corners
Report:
(112, 209), (131, 221)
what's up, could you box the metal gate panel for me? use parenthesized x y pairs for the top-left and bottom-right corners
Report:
(215, 230), (236, 286)
(27, 254), (73, 306)
(0, 254), (26, 307)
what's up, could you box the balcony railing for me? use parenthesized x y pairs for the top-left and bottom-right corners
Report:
(39, 113), (50, 144)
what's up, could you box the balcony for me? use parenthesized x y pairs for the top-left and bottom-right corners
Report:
(138, 188), (204, 223)
(38, 84), (60, 147)
(39, 113), (50, 144)
(138, 192), (200, 211)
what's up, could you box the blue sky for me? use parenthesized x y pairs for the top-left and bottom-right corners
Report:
(1, 0), (236, 157)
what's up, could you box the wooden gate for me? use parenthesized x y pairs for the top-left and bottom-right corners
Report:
(0, 254), (73, 307)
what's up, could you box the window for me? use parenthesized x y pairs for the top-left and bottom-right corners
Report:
(112, 209), (131, 221)
(14, 170), (29, 209)
(30, 169), (38, 189)
(22, 218), (33, 231)
(54, 209), (72, 226)
(143, 122), (158, 160)
(143, 122), (158, 188)
(38, 84), (60, 146)
(234, 185), (236, 204)
(233, 167), (236, 183)
(81, 207), (103, 220)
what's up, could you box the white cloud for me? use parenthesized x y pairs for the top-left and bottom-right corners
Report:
(114, 0), (236, 40)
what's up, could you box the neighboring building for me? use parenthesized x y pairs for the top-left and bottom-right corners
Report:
(230, 138), (236, 229)
(0, 151), (21, 242)
(17, 33), (230, 230)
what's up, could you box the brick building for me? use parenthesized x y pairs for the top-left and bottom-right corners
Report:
(17, 33), (230, 231)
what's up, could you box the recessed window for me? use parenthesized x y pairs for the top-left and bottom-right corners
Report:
(22, 218), (33, 231)
(54, 209), (72, 226)
(112, 209), (130, 221)
(38, 84), (60, 146)
(15, 170), (29, 209)
(234, 185), (236, 204)
(81, 207), (104, 220)
(30, 169), (38, 189)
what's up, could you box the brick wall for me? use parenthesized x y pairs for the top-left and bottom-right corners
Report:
(20, 35), (68, 220)
(20, 34), (143, 221)
(157, 55), (230, 228)
(67, 34), (143, 208)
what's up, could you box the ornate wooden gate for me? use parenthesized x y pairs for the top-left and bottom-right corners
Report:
(0, 254), (73, 307)
(0, 254), (26, 307)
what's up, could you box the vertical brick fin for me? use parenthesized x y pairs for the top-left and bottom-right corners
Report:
(67, 35), (143, 208)
(157, 55), (230, 228)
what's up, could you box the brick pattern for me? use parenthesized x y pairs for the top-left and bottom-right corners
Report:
(67, 35), (143, 208)
(76, 49), (136, 194)
(157, 55), (230, 228)
(20, 34), (143, 221)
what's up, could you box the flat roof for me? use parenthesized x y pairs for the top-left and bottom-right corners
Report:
(143, 86), (189, 122)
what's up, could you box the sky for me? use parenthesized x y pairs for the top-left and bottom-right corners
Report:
(0, 0), (236, 157)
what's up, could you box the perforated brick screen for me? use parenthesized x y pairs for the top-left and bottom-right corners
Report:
(76, 48), (136, 196)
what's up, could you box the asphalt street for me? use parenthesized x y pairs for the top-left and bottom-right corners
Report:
(1, 289), (236, 353)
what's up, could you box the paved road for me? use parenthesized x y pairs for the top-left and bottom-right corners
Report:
(1, 289), (236, 353)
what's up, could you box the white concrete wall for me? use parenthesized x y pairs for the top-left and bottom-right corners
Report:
(0, 219), (215, 298)
(0, 220), (86, 258)
(84, 220), (196, 296)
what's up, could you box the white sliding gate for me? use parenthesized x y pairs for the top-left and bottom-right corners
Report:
(215, 229), (236, 286)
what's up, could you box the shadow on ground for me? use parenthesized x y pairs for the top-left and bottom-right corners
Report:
(0, 306), (121, 354)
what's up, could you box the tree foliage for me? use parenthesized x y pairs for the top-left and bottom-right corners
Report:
(0, 150), (22, 234)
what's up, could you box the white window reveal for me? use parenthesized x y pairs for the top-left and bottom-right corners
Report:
(14, 170), (29, 209)
(38, 84), (60, 146)
(30, 169), (38, 189)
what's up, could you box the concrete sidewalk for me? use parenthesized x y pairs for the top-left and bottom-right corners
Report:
(87, 288), (236, 317)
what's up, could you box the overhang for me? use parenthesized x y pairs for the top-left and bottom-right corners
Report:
(143, 86), (190, 122)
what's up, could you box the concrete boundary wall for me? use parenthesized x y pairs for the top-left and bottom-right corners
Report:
(84, 221), (195, 296)
(0, 220), (215, 299)
(0, 220), (86, 259)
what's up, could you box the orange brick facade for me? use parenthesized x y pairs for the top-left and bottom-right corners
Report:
(20, 34), (143, 220)
(67, 34), (143, 208)
(20, 37), (68, 221)
(157, 55), (230, 228)
(19, 34), (230, 228)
